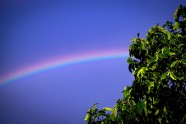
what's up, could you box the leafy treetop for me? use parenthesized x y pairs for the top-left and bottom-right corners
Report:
(85, 4), (186, 124)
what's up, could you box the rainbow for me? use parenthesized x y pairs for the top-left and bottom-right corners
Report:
(0, 50), (129, 86)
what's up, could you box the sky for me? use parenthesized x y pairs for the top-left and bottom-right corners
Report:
(0, 0), (186, 124)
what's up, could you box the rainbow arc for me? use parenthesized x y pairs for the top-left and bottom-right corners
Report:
(0, 50), (129, 86)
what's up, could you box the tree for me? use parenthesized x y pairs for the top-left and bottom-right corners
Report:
(84, 5), (186, 124)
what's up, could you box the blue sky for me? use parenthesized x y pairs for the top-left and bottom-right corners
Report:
(0, 0), (186, 124)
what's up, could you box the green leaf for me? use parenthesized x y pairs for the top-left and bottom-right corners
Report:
(144, 106), (148, 116)
(141, 41), (146, 50)
(177, 76), (184, 80)
(155, 52), (160, 60)
(182, 59), (186, 65)
(155, 109), (159, 115)
(148, 82), (154, 90)
(131, 38), (137, 42)
(123, 87), (132, 99)
(158, 117), (162, 124)
(166, 118), (169, 123)
(92, 103), (98, 109)
(163, 106), (168, 114)
(169, 71), (177, 80)
(110, 114), (115, 121)
(174, 6), (181, 21)
(170, 52), (176, 56)
(167, 32), (171, 40)
(84, 113), (90, 121)
(182, 53), (186, 59)
(112, 105), (117, 116)
(161, 72), (168, 80)
(131, 100), (136, 105)
(129, 44), (135, 51)
(135, 101), (145, 112)
(178, 44), (185, 49)
(170, 60), (179, 68)
(162, 47), (170, 55)
(127, 57), (133, 64)
(149, 57), (156, 63)
(98, 110), (105, 114)
(137, 67), (147, 78)
(151, 64), (157, 70)
(150, 105), (153, 109)
(131, 38), (141, 43)
(174, 22), (180, 30)
(103, 107), (112, 112)
(148, 28), (153, 34)
(149, 97), (152, 102)
(159, 26), (171, 40)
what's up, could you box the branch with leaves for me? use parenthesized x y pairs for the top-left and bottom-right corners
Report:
(85, 4), (186, 124)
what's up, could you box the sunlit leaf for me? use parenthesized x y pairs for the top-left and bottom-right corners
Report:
(144, 106), (148, 116)
(170, 60), (179, 68)
(131, 38), (139, 43)
(169, 71), (177, 80)
(182, 53), (186, 59)
(129, 44), (135, 51)
(141, 41), (146, 50)
(123, 87), (132, 99)
(149, 97), (152, 102)
(112, 105), (117, 116)
(174, 6), (181, 21)
(151, 64), (157, 70)
(170, 52), (176, 56)
(148, 82), (154, 90)
(131, 38), (137, 42)
(137, 67), (147, 78)
(103, 107), (112, 112)
(161, 72), (168, 80)
(155, 109), (159, 115)
(127, 57), (133, 64)
(167, 32), (171, 40)
(174, 22), (180, 30)
(84, 113), (90, 121)
(150, 105), (153, 109)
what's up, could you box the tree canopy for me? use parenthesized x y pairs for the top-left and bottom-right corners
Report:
(85, 5), (186, 124)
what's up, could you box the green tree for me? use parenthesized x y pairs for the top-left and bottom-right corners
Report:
(85, 5), (186, 124)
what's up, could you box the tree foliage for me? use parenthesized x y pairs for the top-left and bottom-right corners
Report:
(85, 5), (186, 124)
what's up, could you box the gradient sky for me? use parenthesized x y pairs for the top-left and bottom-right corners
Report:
(0, 0), (186, 124)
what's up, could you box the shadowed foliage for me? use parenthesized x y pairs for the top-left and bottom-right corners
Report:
(85, 5), (186, 124)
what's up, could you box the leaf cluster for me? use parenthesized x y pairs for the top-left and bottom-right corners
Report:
(85, 5), (186, 124)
